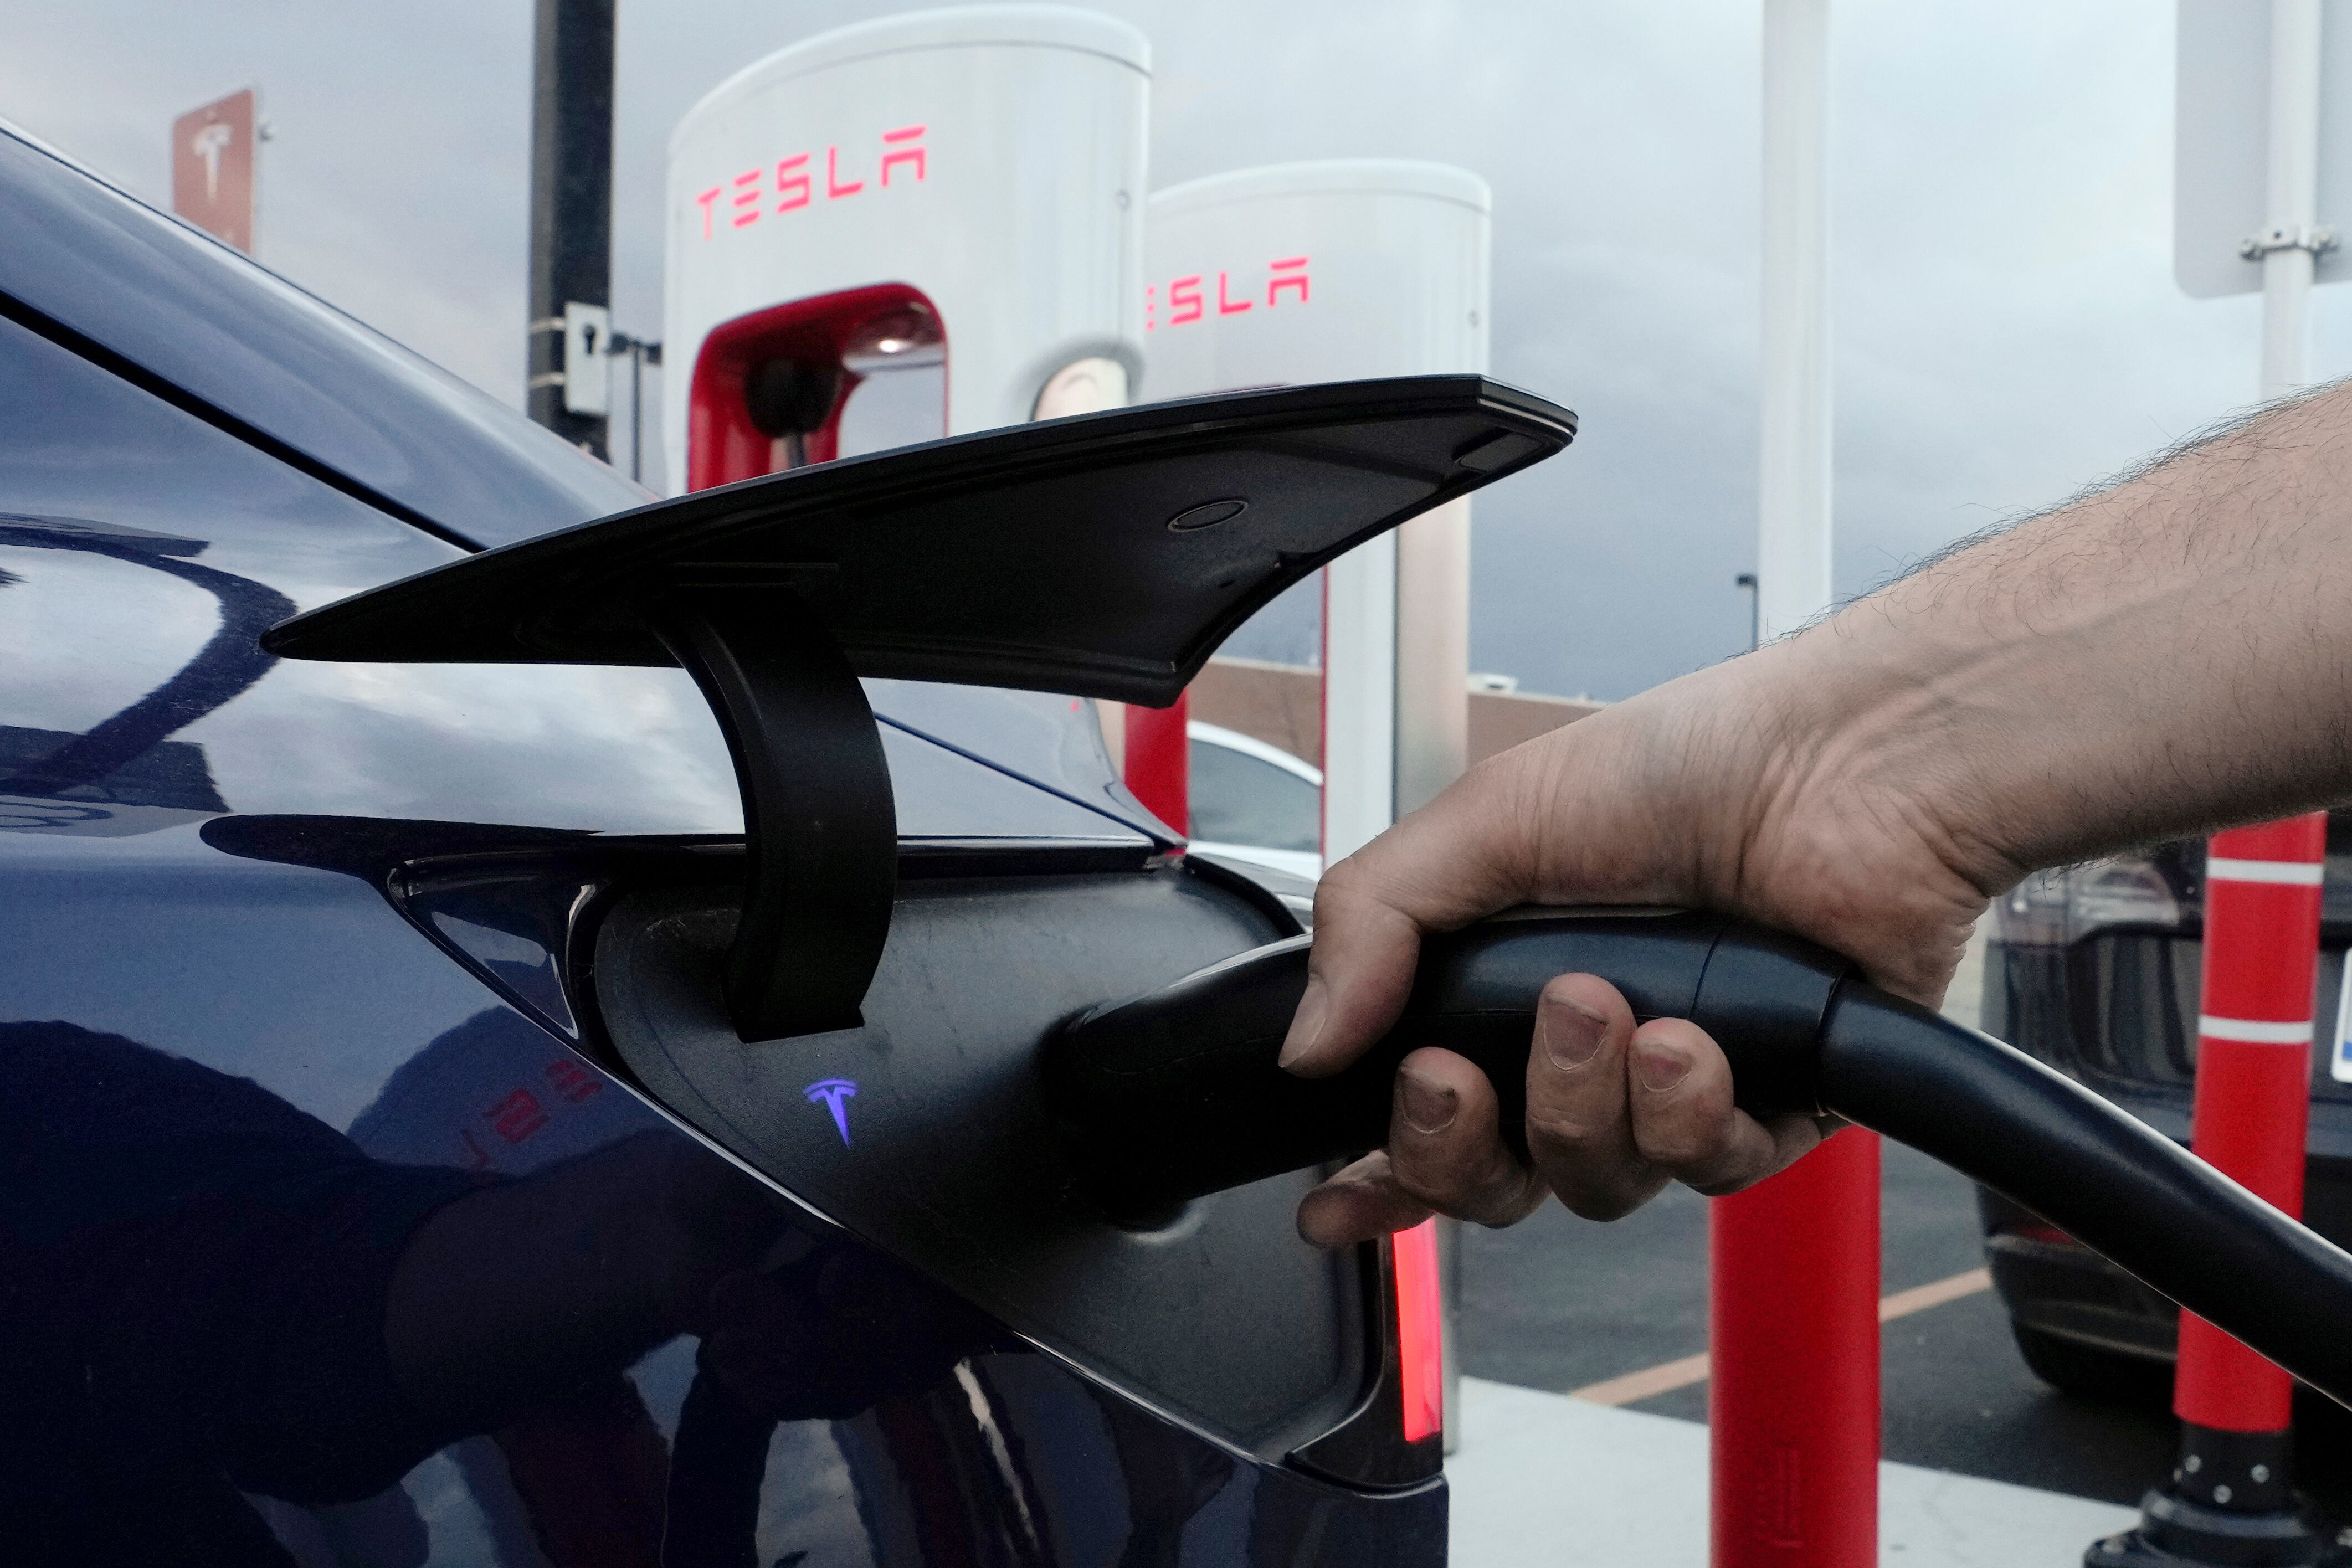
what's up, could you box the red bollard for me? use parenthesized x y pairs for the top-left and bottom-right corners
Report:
(1122, 692), (1190, 837)
(1710, 1128), (1881, 1568)
(2092, 814), (2330, 1566)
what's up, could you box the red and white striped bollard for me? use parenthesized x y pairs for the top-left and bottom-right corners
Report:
(2092, 813), (2332, 1565)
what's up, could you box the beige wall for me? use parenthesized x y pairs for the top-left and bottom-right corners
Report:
(1184, 657), (1323, 764)
(1155, 655), (1604, 772)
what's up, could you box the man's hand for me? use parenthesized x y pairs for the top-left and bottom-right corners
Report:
(1294, 973), (1837, 1244)
(1284, 376), (2352, 1247)
(1282, 645), (1994, 1248)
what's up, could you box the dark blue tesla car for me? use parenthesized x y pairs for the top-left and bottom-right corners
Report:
(0, 119), (1584, 1565)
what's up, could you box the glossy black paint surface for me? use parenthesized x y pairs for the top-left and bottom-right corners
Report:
(0, 166), (1441, 1568)
(263, 376), (1575, 703)
(1052, 911), (1850, 1214)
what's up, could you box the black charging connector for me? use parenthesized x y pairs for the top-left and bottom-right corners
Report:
(1045, 909), (1845, 1208)
(1045, 907), (2352, 1411)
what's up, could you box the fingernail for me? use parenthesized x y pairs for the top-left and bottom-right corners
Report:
(1633, 1037), (1691, 1092)
(1278, 979), (1328, 1071)
(1542, 996), (1608, 1070)
(1400, 1070), (1457, 1134)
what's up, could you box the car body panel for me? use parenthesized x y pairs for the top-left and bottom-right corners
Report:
(0, 121), (645, 549)
(0, 158), (1445, 1562)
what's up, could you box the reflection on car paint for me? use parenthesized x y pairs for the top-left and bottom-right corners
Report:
(0, 1015), (1010, 1563)
(0, 127), (650, 550)
(1, 998), (1440, 1563)
(0, 513), (290, 839)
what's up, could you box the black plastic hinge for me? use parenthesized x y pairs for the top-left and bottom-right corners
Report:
(653, 593), (896, 1042)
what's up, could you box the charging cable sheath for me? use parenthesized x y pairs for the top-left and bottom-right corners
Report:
(1815, 986), (2352, 1406)
(1045, 909), (2352, 1407)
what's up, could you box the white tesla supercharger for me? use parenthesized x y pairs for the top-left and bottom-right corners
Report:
(1144, 162), (1491, 865)
(1147, 163), (1490, 1447)
(661, 6), (1148, 494)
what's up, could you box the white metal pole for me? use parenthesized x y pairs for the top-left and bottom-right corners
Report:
(1758, 0), (1832, 638)
(2262, 0), (2324, 399)
(1321, 544), (1398, 864)
(1714, 9), (1883, 1564)
(1394, 495), (1472, 1457)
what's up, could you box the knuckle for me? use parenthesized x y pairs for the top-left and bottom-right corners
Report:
(1670, 1133), (1771, 1194)
(1681, 1145), (1777, 1196)
(1528, 1127), (1660, 1222)
(1549, 1161), (1666, 1222)
(1386, 1140), (1474, 1209)
(1471, 1186), (1545, 1230)
(1313, 853), (1363, 898)
(1557, 1186), (1645, 1223)
(1306, 863), (1364, 928)
(1635, 1109), (1736, 1172)
(1524, 1104), (1608, 1155)
(1390, 1138), (1527, 1223)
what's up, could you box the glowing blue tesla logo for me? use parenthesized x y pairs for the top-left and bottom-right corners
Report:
(804, 1078), (858, 1145)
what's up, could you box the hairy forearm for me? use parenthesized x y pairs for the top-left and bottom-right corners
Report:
(1775, 378), (2352, 886)
(1317, 376), (2352, 1011)
(1282, 370), (2352, 1222)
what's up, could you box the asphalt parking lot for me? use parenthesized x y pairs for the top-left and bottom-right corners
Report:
(1456, 1135), (2352, 1522)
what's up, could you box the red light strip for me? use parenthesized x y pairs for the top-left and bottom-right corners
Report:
(1393, 1218), (1444, 1444)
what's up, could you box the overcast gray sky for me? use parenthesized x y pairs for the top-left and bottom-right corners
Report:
(6, 1), (2343, 700)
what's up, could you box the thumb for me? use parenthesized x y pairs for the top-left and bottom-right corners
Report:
(1280, 760), (1539, 1077)
(1278, 877), (1424, 1077)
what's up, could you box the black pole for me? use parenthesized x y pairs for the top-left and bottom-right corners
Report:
(1735, 572), (1760, 650)
(527, 0), (613, 458)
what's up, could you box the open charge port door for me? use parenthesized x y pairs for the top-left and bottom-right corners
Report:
(263, 377), (1579, 1490)
(593, 858), (1395, 1469)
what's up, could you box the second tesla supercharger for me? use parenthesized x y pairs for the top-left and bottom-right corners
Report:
(1144, 162), (1488, 858)
(1144, 161), (1490, 1448)
(661, 6), (1147, 494)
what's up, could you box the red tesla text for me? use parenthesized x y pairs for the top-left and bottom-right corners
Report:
(1147, 256), (1311, 328)
(695, 125), (927, 239)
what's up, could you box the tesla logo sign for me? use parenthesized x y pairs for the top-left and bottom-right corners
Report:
(192, 123), (233, 198)
(805, 1077), (859, 1145)
(1148, 256), (1311, 330)
(170, 88), (256, 253)
(695, 126), (928, 240)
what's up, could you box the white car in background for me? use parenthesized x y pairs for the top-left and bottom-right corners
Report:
(1185, 721), (1324, 884)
